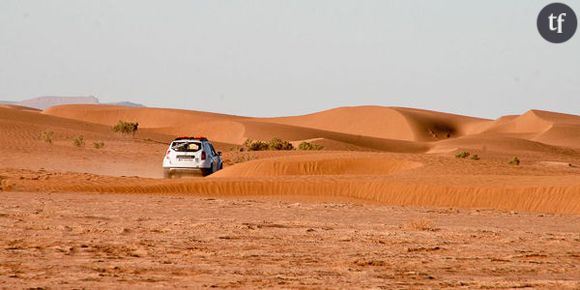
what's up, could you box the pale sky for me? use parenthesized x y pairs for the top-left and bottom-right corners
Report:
(0, 0), (578, 118)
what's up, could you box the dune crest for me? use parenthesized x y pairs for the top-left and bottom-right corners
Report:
(477, 110), (580, 148)
(264, 106), (491, 141)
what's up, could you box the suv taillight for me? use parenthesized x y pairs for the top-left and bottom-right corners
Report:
(201, 151), (206, 160)
(165, 150), (170, 158)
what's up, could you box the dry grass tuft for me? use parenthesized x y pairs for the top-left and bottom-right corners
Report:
(40, 130), (54, 144)
(93, 141), (105, 149)
(509, 156), (521, 166)
(72, 135), (85, 147)
(298, 141), (324, 150)
(113, 120), (139, 135)
(0, 177), (12, 192)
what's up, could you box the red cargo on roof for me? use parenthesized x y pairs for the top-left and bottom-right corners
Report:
(174, 136), (207, 140)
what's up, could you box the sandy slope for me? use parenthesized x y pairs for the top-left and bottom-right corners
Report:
(211, 152), (423, 177)
(0, 107), (171, 177)
(44, 105), (248, 144)
(478, 110), (580, 148)
(0, 104), (42, 112)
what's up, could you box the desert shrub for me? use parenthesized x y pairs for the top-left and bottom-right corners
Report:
(268, 138), (294, 151)
(242, 138), (253, 150)
(243, 139), (269, 151)
(40, 131), (54, 144)
(93, 141), (105, 149)
(298, 141), (324, 151)
(113, 120), (139, 135)
(0, 177), (12, 192)
(470, 154), (480, 160)
(73, 135), (85, 147)
(243, 138), (294, 151)
(455, 151), (470, 159)
(252, 141), (269, 151)
(509, 156), (520, 166)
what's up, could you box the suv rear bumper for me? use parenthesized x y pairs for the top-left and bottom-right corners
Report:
(162, 159), (212, 168)
(163, 165), (210, 170)
(163, 166), (213, 178)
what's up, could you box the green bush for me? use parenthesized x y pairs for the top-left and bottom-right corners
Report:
(470, 154), (480, 160)
(298, 141), (324, 151)
(113, 120), (139, 135)
(268, 138), (294, 151)
(509, 156), (520, 166)
(40, 131), (54, 144)
(93, 141), (105, 149)
(455, 151), (470, 159)
(73, 135), (85, 147)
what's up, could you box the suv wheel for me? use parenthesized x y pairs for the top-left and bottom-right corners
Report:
(163, 169), (173, 179)
(201, 167), (213, 177)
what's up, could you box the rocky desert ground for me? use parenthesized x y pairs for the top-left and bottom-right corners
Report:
(1, 103), (579, 288)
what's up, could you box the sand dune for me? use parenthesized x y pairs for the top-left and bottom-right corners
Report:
(45, 104), (579, 152)
(479, 110), (552, 136)
(44, 105), (246, 143)
(0, 104), (41, 112)
(44, 104), (241, 125)
(533, 124), (580, 148)
(238, 120), (429, 152)
(483, 110), (580, 134)
(429, 135), (579, 157)
(44, 104), (430, 152)
(4, 168), (579, 214)
(0, 107), (170, 177)
(478, 110), (580, 148)
(264, 106), (490, 141)
(1, 104), (579, 214)
(211, 152), (423, 177)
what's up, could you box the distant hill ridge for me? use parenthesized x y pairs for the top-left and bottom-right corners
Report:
(0, 96), (144, 110)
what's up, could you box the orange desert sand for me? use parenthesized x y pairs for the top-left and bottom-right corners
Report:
(1, 104), (579, 288)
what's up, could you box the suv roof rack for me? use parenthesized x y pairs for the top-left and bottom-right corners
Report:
(174, 136), (208, 141)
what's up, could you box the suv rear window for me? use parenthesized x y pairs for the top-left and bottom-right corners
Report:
(171, 141), (201, 152)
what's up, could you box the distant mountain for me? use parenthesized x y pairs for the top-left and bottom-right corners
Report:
(2, 96), (145, 110)
(107, 101), (145, 107)
(19, 96), (99, 109)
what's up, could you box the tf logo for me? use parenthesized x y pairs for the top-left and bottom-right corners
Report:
(537, 3), (577, 43)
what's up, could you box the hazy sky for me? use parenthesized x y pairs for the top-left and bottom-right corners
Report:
(0, 0), (578, 118)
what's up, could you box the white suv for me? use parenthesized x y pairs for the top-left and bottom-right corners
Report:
(162, 137), (223, 178)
